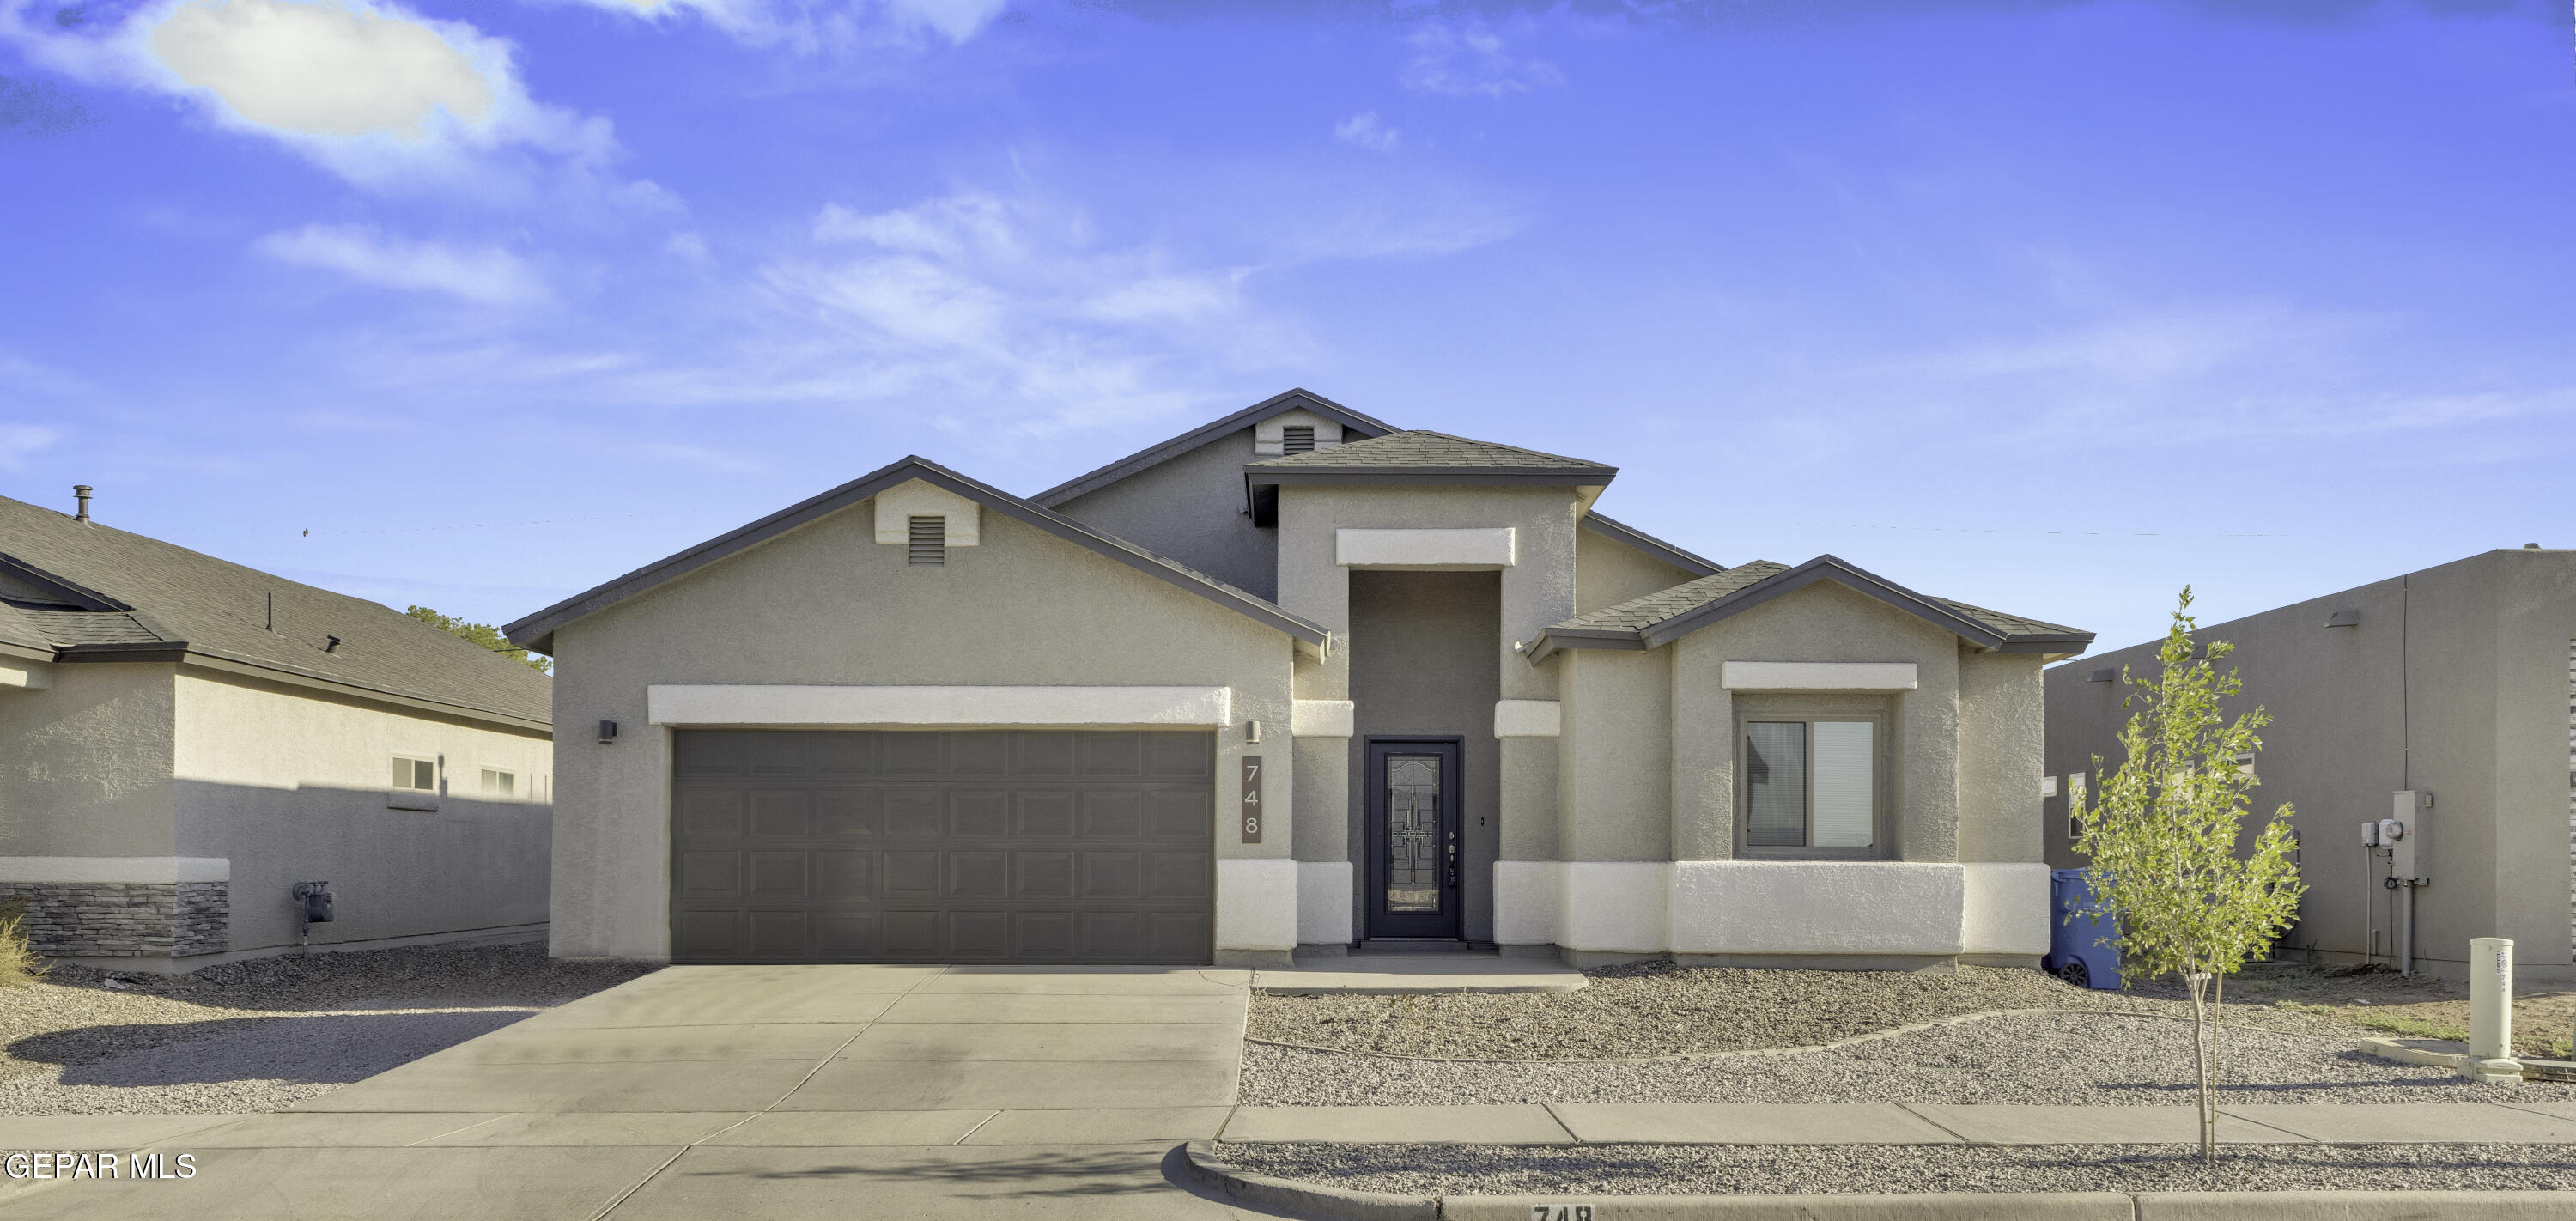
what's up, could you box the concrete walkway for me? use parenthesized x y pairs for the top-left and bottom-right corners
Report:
(0, 964), (1268, 1219)
(1219, 1099), (2576, 1145)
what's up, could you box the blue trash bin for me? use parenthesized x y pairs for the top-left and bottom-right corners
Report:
(2043, 868), (2122, 990)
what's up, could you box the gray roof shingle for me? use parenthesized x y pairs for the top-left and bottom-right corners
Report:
(1249, 430), (1612, 472)
(1552, 562), (1787, 633)
(0, 495), (550, 725)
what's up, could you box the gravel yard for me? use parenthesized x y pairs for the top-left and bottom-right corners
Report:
(1214, 1141), (2576, 1195)
(0, 944), (654, 1115)
(1247, 959), (2564, 1061)
(1241, 1010), (2576, 1105)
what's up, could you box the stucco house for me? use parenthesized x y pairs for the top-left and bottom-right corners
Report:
(2045, 546), (2576, 981)
(0, 490), (554, 969)
(513, 390), (2093, 969)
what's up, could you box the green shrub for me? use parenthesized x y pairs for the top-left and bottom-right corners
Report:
(2348, 1011), (2467, 1042)
(0, 898), (45, 987)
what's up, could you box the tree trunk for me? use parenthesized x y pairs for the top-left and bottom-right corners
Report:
(2189, 969), (2215, 1165)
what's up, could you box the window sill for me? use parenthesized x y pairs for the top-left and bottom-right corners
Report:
(386, 791), (440, 811)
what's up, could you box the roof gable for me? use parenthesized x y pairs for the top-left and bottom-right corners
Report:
(505, 456), (1330, 655)
(1529, 555), (2090, 661)
(1246, 430), (1613, 477)
(1031, 388), (1396, 508)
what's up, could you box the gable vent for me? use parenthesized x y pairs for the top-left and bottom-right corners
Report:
(908, 515), (947, 566)
(1280, 425), (1315, 455)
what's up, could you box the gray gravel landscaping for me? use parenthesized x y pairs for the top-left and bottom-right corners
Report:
(0, 944), (655, 1115)
(1239, 1011), (2576, 1106)
(1214, 1140), (2576, 1195)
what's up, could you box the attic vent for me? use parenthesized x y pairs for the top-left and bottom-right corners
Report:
(1281, 425), (1315, 454)
(908, 515), (946, 566)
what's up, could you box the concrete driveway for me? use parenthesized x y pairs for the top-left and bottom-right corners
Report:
(0, 964), (1269, 1219)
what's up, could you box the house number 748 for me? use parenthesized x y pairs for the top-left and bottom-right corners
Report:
(1531, 1207), (1595, 1221)
(1239, 757), (1262, 844)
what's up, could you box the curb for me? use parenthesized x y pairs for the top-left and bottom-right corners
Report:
(1176, 1143), (2576, 1220)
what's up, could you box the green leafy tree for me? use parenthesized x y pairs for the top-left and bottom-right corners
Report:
(405, 605), (552, 674)
(2071, 587), (2304, 1165)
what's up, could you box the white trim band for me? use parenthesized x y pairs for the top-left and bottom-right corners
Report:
(1493, 699), (1561, 738)
(1721, 661), (1919, 691)
(1291, 700), (1355, 738)
(0, 857), (231, 884)
(648, 685), (1233, 727)
(1336, 528), (1516, 569)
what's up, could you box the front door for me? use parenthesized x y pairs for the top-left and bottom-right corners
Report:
(1365, 738), (1462, 939)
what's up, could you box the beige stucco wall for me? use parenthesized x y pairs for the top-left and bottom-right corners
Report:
(1575, 524), (1696, 614)
(1557, 647), (1670, 861)
(170, 669), (553, 954)
(546, 496), (1299, 960)
(0, 662), (177, 856)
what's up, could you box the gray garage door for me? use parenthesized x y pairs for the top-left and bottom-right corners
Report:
(670, 729), (1216, 964)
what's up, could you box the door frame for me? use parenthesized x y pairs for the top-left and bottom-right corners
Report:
(1362, 736), (1465, 940)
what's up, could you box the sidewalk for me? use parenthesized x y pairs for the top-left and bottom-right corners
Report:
(1218, 1099), (2576, 1145)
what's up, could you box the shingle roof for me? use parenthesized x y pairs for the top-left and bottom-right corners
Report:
(1032, 388), (1398, 507)
(1249, 430), (1612, 472)
(0, 495), (551, 726)
(1534, 555), (2091, 659)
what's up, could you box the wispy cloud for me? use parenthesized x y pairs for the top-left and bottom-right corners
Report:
(0, 0), (621, 193)
(1334, 110), (1399, 152)
(255, 224), (549, 305)
(1401, 21), (1561, 99)
(544, 0), (1010, 53)
(0, 423), (64, 470)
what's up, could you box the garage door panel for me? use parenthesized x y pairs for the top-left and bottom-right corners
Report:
(884, 790), (944, 837)
(882, 733), (947, 775)
(678, 790), (744, 838)
(748, 852), (810, 898)
(1014, 792), (1078, 836)
(671, 730), (1213, 965)
(951, 790), (1009, 837)
(814, 851), (872, 900)
(884, 850), (941, 897)
(1016, 732), (1079, 776)
(1082, 792), (1144, 838)
(817, 791), (879, 838)
(948, 851), (1007, 897)
(750, 791), (812, 838)
(677, 850), (742, 898)
(1016, 852), (1076, 898)
(1146, 852), (1209, 899)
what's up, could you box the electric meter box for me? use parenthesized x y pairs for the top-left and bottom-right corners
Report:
(2390, 790), (2430, 882)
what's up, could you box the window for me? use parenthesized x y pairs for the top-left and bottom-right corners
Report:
(392, 756), (436, 792)
(1739, 715), (1883, 855)
(2066, 770), (2087, 839)
(1281, 424), (1316, 454)
(908, 514), (946, 566)
(482, 768), (516, 797)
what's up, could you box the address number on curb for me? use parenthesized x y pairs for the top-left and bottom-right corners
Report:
(1531, 1207), (1595, 1221)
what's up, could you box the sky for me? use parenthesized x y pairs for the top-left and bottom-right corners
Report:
(2, 0), (2571, 658)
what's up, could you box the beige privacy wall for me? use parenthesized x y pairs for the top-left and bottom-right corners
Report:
(173, 670), (553, 954)
(547, 495), (1300, 960)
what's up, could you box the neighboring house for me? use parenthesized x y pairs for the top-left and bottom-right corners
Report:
(513, 390), (2093, 969)
(0, 491), (554, 969)
(2044, 546), (2576, 981)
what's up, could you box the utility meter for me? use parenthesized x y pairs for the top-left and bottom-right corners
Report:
(2378, 818), (2405, 844)
(2360, 820), (2381, 847)
(2390, 790), (2430, 883)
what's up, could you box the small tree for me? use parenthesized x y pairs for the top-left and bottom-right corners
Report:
(2071, 587), (2303, 1165)
(405, 606), (552, 674)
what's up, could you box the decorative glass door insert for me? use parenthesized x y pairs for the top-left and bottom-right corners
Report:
(1384, 755), (1443, 913)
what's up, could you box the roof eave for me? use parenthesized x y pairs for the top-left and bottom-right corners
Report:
(1523, 628), (1644, 664)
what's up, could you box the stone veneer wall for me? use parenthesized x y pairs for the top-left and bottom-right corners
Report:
(0, 881), (229, 958)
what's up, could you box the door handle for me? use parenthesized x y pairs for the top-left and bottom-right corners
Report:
(1446, 830), (1458, 887)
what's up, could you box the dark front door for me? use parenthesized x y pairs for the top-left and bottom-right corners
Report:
(1365, 738), (1462, 939)
(669, 729), (1216, 964)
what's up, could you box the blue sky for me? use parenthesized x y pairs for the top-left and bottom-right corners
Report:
(3, 0), (2570, 655)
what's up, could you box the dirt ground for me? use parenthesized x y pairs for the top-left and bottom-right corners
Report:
(1249, 959), (2576, 1061)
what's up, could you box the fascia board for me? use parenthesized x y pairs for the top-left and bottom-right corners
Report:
(1247, 467), (1617, 487)
(1523, 628), (1645, 664)
(1580, 513), (1722, 578)
(1638, 556), (2009, 651)
(1030, 388), (1399, 508)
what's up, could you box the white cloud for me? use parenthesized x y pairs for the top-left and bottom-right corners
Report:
(0, 0), (617, 191)
(1401, 21), (1561, 99)
(550, 0), (1009, 52)
(1334, 110), (1399, 152)
(0, 423), (64, 471)
(665, 231), (712, 262)
(255, 224), (548, 305)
